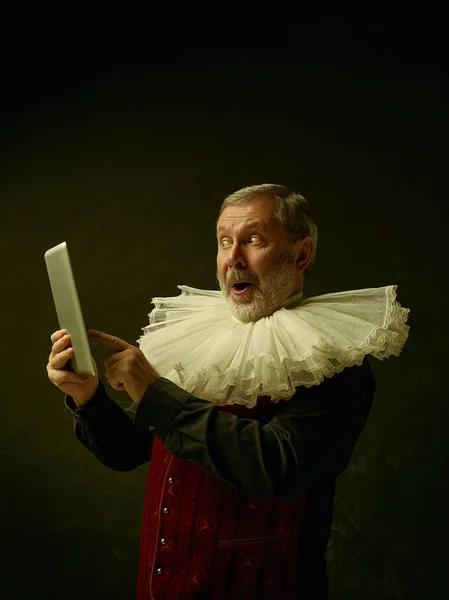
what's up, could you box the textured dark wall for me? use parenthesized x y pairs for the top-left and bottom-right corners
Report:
(1, 7), (447, 599)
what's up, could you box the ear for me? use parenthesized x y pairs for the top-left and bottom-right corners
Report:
(295, 236), (314, 272)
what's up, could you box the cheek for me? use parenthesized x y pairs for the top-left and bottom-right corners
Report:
(249, 252), (268, 273)
(216, 254), (225, 276)
(251, 251), (278, 278)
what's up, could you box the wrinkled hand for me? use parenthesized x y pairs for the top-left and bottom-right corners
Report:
(88, 329), (160, 404)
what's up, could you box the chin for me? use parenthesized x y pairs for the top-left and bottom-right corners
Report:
(227, 299), (276, 323)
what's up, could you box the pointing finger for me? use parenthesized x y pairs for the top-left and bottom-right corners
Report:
(88, 329), (132, 351)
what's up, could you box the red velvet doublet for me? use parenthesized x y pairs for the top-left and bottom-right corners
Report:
(137, 397), (308, 599)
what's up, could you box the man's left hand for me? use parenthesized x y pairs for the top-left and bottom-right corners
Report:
(88, 329), (160, 404)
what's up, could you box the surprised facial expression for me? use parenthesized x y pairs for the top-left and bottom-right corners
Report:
(216, 196), (299, 322)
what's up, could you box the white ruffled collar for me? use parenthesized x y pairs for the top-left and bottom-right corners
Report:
(137, 285), (410, 408)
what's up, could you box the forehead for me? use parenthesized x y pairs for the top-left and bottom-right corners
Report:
(217, 196), (279, 232)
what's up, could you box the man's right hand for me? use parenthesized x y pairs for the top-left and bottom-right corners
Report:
(47, 329), (99, 408)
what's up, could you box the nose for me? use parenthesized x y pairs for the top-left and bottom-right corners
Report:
(227, 244), (247, 270)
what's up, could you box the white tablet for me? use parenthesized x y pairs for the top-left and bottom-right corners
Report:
(44, 241), (95, 377)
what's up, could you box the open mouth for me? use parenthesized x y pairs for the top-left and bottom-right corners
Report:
(232, 282), (253, 294)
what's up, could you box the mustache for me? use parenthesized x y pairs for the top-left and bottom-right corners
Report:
(225, 270), (259, 286)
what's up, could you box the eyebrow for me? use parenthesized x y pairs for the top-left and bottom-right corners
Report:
(217, 221), (269, 234)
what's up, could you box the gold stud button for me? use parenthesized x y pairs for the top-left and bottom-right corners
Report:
(156, 567), (164, 576)
(160, 538), (167, 546)
(168, 477), (175, 484)
(163, 507), (169, 514)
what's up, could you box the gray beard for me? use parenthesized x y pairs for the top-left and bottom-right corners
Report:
(216, 251), (298, 323)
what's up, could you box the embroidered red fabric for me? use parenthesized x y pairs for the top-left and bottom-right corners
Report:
(137, 397), (308, 599)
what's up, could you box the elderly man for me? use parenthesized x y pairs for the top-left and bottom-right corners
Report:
(47, 184), (410, 599)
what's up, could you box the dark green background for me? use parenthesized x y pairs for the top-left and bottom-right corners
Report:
(1, 7), (447, 599)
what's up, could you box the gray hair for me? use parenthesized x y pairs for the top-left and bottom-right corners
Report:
(218, 183), (318, 275)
